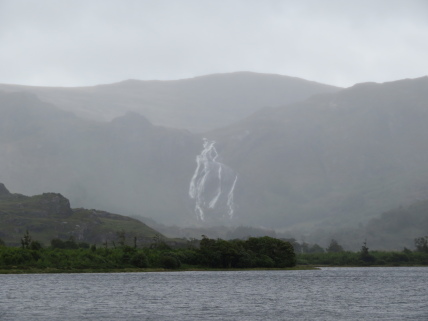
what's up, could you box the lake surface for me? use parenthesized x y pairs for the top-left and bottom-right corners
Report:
(1, 267), (427, 320)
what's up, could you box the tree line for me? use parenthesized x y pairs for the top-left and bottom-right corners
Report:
(0, 232), (296, 271)
(297, 237), (428, 266)
(1, 232), (427, 271)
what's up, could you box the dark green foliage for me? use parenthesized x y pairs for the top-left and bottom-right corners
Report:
(51, 238), (65, 249)
(160, 255), (181, 269)
(198, 236), (296, 268)
(245, 236), (296, 268)
(308, 244), (325, 253)
(199, 237), (241, 268)
(403, 247), (412, 254)
(21, 230), (32, 249)
(130, 252), (148, 268)
(359, 241), (375, 264)
(151, 234), (171, 250)
(0, 238), (5, 247)
(326, 239), (344, 253)
(173, 249), (200, 266)
(51, 238), (90, 250)
(0, 236), (296, 271)
(0, 247), (34, 265)
(3, 232), (428, 271)
(414, 236), (428, 253)
(78, 242), (90, 249)
(64, 238), (79, 249)
(2, 235), (428, 271)
(297, 249), (428, 266)
(29, 241), (43, 251)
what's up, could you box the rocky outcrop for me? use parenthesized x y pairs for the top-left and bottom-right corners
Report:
(37, 193), (73, 217)
(0, 183), (11, 197)
(0, 184), (162, 245)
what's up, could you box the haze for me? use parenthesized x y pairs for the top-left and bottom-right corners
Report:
(1, 0), (427, 87)
(1, 0), (428, 251)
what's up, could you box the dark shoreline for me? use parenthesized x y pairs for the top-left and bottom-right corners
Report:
(0, 266), (319, 274)
(4, 265), (428, 274)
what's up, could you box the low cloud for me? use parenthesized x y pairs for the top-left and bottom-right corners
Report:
(0, 0), (427, 87)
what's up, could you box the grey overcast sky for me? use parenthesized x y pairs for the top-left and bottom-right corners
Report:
(1, 0), (427, 87)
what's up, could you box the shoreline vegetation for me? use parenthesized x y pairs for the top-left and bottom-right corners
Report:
(0, 235), (297, 274)
(1, 233), (427, 274)
(2, 264), (428, 275)
(0, 266), (318, 275)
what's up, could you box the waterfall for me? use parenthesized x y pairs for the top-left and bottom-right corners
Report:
(189, 138), (238, 221)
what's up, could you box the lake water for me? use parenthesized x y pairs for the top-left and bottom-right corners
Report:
(1, 267), (427, 320)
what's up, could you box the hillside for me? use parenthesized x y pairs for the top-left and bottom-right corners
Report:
(206, 76), (428, 230)
(0, 91), (201, 225)
(306, 199), (428, 251)
(1, 75), (428, 249)
(0, 72), (340, 132)
(0, 183), (161, 246)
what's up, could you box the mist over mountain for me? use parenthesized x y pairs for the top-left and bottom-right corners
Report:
(1, 74), (428, 250)
(207, 76), (428, 232)
(0, 91), (201, 225)
(0, 72), (340, 132)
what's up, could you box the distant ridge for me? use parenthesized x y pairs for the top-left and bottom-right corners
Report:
(2, 74), (428, 251)
(208, 76), (428, 230)
(0, 72), (341, 132)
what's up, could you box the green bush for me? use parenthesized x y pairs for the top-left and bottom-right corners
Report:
(160, 255), (181, 269)
(130, 252), (148, 268)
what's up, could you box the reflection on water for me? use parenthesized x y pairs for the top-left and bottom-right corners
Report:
(1, 267), (427, 320)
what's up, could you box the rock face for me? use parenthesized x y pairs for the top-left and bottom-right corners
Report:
(36, 193), (73, 217)
(0, 183), (11, 197)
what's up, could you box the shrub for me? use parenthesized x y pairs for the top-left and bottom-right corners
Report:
(160, 255), (181, 269)
(130, 252), (148, 268)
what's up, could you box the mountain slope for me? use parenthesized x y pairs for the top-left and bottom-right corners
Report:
(307, 199), (428, 251)
(206, 76), (428, 230)
(0, 72), (341, 132)
(0, 183), (161, 246)
(1, 76), (428, 239)
(0, 91), (201, 225)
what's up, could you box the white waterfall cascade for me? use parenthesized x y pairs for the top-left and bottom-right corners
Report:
(189, 138), (238, 221)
